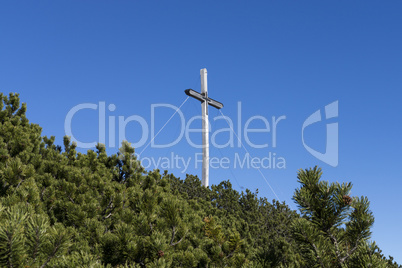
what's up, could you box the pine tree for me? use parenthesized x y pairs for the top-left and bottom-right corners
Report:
(1, 92), (399, 267)
(291, 166), (390, 267)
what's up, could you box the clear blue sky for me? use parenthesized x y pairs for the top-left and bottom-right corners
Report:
(1, 1), (401, 263)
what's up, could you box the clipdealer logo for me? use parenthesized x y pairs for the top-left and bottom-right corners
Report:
(64, 100), (339, 171)
(302, 101), (339, 167)
(64, 102), (286, 151)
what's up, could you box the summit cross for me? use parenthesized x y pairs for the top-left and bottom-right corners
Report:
(185, 68), (224, 187)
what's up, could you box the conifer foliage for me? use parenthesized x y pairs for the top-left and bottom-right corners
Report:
(0, 92), (400, 267)
(292, 167), (396, 267)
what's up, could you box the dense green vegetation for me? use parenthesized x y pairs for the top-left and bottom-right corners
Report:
(0, 92), (400, 267)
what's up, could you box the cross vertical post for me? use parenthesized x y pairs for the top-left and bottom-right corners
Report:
(200, 68), (209, 187)
(185, 68), (224, 187)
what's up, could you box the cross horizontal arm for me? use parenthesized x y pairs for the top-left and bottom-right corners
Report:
(184, 89), (224, 109)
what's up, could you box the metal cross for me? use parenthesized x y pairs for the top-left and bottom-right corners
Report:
(185, 68), (224, 187)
